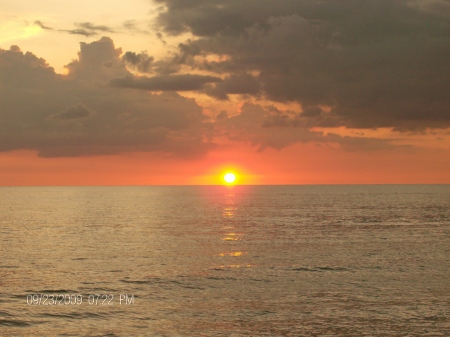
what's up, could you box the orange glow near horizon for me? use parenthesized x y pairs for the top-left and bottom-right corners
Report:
(1, 143), (450, 186)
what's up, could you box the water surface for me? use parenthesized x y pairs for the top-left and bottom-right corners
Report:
(1, 185), (449, 336)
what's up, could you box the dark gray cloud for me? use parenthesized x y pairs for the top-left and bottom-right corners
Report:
(203, 73), (260, 100)
(122, 51), (154, 72)
(34, 20), (53, 30)
(48, 103), (94, 121)
(76, 22), (115, 33)
(111, 74), (222, 91)
(0, 38), (210, 158)
(58, 22), (115, 37)
(35, 19), (150, 37)
(301, 106), (322, 118)
(60, 29), (97, 37)
(152, 0), (450, 131)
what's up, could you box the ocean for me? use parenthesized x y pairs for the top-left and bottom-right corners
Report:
(1, 185), (449, 336)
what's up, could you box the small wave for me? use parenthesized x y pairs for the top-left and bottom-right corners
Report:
(250, 278), (273, 283)
(0, 319), (31, 327)
(26, 289), (76, 294)
(78, 287), (118, 293)
(206, 276), (238, 281)
(120, 279), (154, 285)
(0, 311), (13, 317)
(292, 267), (316, 272)
(255, 310), (276, 316)
(317, 266), (348, 271)
(292, 266), (348, 272)
(178, 284), (205, 290)
(39, 312), (106, 320)
(168, 279), (206, 290)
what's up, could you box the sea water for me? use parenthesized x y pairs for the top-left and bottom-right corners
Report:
(1, 185), (449, 336)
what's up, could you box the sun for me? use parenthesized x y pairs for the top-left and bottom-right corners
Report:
(223, 172), (236, 184)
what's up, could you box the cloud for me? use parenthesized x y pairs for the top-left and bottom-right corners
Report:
(111, 74), (222, 91)
(410, 0), (450, 18)
(58, 22), (115, 37)
(203, 73), (260, 100)
(34, 20), (52, 30)
(0, 36), (419, 160)
(64, 37), (129, 81)
(122, 20), (151, 35)
(76, 22), (115, 33)
(214, 103), (401, 152)
(153, 0), (450, 131)
(60, 28), (97, 37)
(48, 103), (94, 121)
(0, 37), (211, 158)
(34, 19), (150, 38)
(122, 51), (154, 72)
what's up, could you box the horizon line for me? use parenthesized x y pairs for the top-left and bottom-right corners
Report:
(1, 183), (449, 188)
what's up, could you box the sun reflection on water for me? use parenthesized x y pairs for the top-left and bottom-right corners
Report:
(219, 251), (246, 257)
(219, 188), (249, 259)
(221, 232), (244, 241)
(222, 193), (236, 218)
(216, 264), (254, 269)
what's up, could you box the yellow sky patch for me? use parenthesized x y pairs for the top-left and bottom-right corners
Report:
(0, 18), (43, 44)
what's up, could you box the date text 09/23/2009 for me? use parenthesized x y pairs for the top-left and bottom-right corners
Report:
(26, 294), (135, 306)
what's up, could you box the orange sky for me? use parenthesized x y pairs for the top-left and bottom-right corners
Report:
(1, 141), (449, 186)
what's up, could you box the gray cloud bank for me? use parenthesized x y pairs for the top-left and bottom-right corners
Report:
(0, 38), (210, 158)
(152, 0), (450, 131)
(0, 33), (426, 158)
(214, 103), (402, 152)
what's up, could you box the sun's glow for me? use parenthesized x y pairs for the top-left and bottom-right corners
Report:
(223, 172), (236, 184)
(0, 20), (42, 44)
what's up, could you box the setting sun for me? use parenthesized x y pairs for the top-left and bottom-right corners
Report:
(223, 173), (236, 184)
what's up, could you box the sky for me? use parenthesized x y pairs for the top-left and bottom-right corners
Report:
(1, 0), (449, 185)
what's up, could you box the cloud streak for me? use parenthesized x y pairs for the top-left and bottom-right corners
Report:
(111, 74), (222, 91)
(34, 20), (52, 30)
